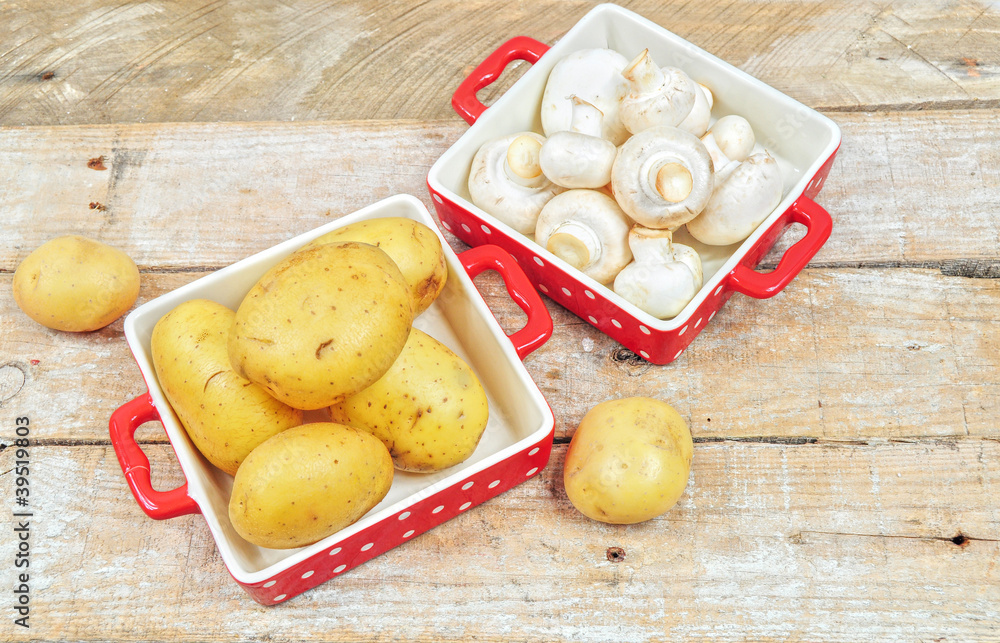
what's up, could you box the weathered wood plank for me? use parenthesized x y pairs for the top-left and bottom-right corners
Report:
(0, 112), (998, 272)
(1, 0), (999, 128)
(2, 268), (997, 442)
(0, 441), (996, 641)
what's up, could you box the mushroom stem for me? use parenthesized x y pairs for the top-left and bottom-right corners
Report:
(546, 220), (603, 271)
(568, 96), (605, 138)
(623, 49), (665, 93)
(653, 162), (694, 203)
(505, 135), (544, 186)
(628, 225), (674, 263)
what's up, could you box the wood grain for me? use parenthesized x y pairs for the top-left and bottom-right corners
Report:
(0, 440), (996, 642)
(0, 111), (999, 273)
(2, 266), (997, 443)
(1, 0), (998, 128)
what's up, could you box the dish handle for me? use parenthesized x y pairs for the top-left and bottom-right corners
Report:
(727, 196), (833, 299)
(452, 36), (550, 125)
(459, 244), (553, 360)
(109, 393), (201, 520)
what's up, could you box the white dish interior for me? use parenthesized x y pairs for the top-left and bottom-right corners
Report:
(428, 2), (841, 329)
(123, 194), (554, 583)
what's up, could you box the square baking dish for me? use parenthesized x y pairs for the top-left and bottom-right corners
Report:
(427, 2), (841, 364)
(109, 194), (554, 604)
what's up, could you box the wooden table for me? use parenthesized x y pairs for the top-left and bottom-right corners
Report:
(1, 1), (998, 640)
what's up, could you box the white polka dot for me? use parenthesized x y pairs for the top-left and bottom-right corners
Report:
(333, 564), (347, 573)
(462, 481), (474, 490)
(588, 315), (598, 324)
(526, 467), (538, 476)
(441, 221), (452, 230)
(274, 594), (287, 602)
(585, 290), (595, 299)
(533, 256), (544, 266)
(611, 319), (622, 329)
(432, 505), (444, 514)
(301, 570), (314, 579)
(709, 310), (717, 321)
(715, 285), (724, 296)
(459, 502), (472, 511)
(481, 224), (492, 234)
(561, 287), (572, 296)
(538, 284), (549, 293)
(328, 547), (342, 556)
(528, 447), (540, 456)
(461, 224), (472, 233)
(489, 480), (501, 489)
(398, 512), (410, 521)
(403, 530), (415, 538)
(639, 325), (650, 335)
(679, 325), (688, 336)
(674, 349), (684, 359)
(432, 193), (443, 204)
(361, 543), (374, 552)
(694, 317), (703, 328)
(640, 351), (650, 359)
(263, 580), (276, 588)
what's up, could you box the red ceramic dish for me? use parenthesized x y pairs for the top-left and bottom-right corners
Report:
(427, 3), (840, 364)
(110, 195), (554, 604)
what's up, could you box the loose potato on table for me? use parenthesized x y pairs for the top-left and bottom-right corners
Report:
(563, 397), (693, 524)
(12, 235), (140, 332)
(301, 217), (447, 316)
(228, 242), (413, 410)
(330, 328), (489, 472)
(151, 299), (302, 475)
(229, 422), (394, 549)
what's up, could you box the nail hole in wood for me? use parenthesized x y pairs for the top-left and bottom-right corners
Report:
(606, 547), (626, 563)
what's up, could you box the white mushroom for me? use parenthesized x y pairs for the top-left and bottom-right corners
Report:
(619, 49), (698, 134)
(700, 115), (755, 171)
(539, 96), (618, 189)
(686, 152), (783, 246)
(677, 83), (714, 137)
(468, 132), (565, 235)
(534, 189), (634, 284)
(614, 226), (703, 319)
(610, 125), (715, 230)
(541, 48), (631, 146)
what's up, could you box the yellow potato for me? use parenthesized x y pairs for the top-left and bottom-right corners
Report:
(301, 217), (447, 316)
(12, 235), (140, 332)
(150, 299), (302, 475)
(229, 422), (393, 549)
(563, 397), (693, 524)
(228, 242), (413, 410)
(330, 328), (489, 472)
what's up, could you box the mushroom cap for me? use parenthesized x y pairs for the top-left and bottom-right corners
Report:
(614, 229), (703, 320)
(540, 48), (631, 146)
(468, 132), (564, 235)
(619, 53), (698, 134)
(686, 152), (783, 246)
(540, 130), (617, 189)
(611, 126), (715, 229)
(534, 189), (634, 285)
(701, 115), (755, 171)
(677, 83), (713, 138)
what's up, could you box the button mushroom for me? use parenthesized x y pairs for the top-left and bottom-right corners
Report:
(686, 152), (783, 246)
(677, 83), (714, 138)
(541, 48), (631, 146)
(700, 114), (755, 172)
(619, 49), (698, 135)
(614, 226), (703, 319)
(468, 132), (565, 235)
(534, 189), (634, 285)
(610, 125), (715, 230)
(539, 96), (618, 189)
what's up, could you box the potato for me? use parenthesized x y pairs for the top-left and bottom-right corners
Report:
(301, 217), (447, 316)
(563, 397), (693, 524)
(330, 328), (489, 472)
(229, 422), (393, 549)
(228, 242), (413, 410)
(12, 235), (140, 332)
(150, 299), (302, 475)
